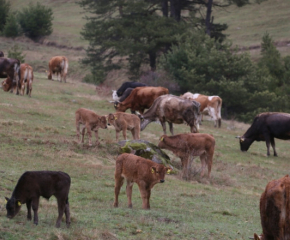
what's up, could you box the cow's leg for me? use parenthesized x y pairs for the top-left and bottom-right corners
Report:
(64, 199), (70, 227)
(270, 136), (277, 157)
(131, 129), (136, 140)
(26, 199), (32, 220)
(94, 129), (99, 145)
(115, 130), (120, 142)
(122, 127), (127, 140)
(169, 122), (174, 135)
(85, 124), (93, 146)
(161, 121), (167, 135)
(81, 126), (86, 144)
(55, 197), (66, 228)
(126, 180), (134, 208)
(264, 135), (271, 156)
(180, 156), (189, 180)
(31, 198), (40, 225)
(113, 175), (124, 207)
(76, 122), (80, 142)
(138, 181), (150, 209)
(200, 153), (207, 178)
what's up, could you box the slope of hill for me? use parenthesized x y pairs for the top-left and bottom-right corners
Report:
(1, 74), (290, 239)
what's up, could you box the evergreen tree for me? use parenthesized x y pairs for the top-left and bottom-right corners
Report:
(3, 13), (21, 38)
(0, 0), (10, 32)
(8, 44), (25, 63)
(18, 2), (53, 41)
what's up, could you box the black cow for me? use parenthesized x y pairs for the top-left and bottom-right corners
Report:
(5, 171), (71, 228)
(116, 82), (147, 97)
(237, 112), (290, 156)
(0, 57), (21, 94)
(0, 51), (4, 57)
(119, 87), (134, 102)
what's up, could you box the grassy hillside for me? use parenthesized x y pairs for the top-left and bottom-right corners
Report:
(1, 75), (290, 239)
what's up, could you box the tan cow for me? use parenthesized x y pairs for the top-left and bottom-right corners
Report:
(75, 108), (107, 146)
(114, 86), (169, 114)
(47, 56), (69, 83)
(253, 175), (290, 240)
(1, 63), (34, 97)
(181, 92), (222, 128)
(107, 112), (140, 141)
(158, 133), (215, 180)
(113, 153), (172, 209)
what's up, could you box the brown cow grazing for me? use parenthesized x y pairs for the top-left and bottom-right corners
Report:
(114, 86), (169, 114)
(107, 112), (140, 141)
(47, 56), (69, 83)
(5, 171), (71, 228)
(114, 153), (172, 209)
(141, 94), (200, 135)
(75, 108), (107, 146)
(253, 175), (290, 240)
(158, 133), (215, 180)
(181, 92), (222, 128)
(2, 64), (34, 97)
(0, 57), (21, 94)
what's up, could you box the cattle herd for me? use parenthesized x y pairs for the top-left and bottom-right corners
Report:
(2, 54), (290, 239)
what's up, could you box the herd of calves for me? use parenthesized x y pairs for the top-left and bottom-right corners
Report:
(2, 55), (289, 239)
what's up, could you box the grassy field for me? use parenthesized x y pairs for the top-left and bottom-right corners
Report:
(1, 75), (290, 239)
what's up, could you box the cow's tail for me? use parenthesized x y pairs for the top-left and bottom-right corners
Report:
(216, 98), (222, 128)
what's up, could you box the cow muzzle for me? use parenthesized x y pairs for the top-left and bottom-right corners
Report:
(160, 179), (164, 183)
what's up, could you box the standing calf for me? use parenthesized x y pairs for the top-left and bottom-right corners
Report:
(75, 108), (107, 146)
(158, 133), (215, 180)
(107, 112), (140, 141)
(5, 171), (71, 228)
(114, 153), (172, 209)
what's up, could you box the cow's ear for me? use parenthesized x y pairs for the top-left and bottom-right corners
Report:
(240, 137), (245, 142)
(151, 167), (156, 174)
(17, 201), (21, 206)
(166, 168), (172, 174)
(253, 233), (261, 240)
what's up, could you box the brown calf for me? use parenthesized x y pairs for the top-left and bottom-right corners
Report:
(5, 171), (70, 228)
(114, 153), (172, 209)
(107, 112), (140, 141)
(47, 56), (69, 82)
(254, 175), (290, 240)
(75, 108), (107, 146)
(158, 133), (215, 180)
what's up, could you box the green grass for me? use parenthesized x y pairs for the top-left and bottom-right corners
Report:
(1, 75), (290, 239)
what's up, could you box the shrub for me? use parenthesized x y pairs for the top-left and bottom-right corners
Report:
(8, 45), (25, 63)
(18, 2), (53, 41)
(0, 0), (10, 32)
(3, 13), (21, 38)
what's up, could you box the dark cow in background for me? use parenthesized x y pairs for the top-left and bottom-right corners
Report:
(112, 82), (147, 101)
(5, 171), (71, 228)
(0, 51), (4, 57)
(118, 87), (134, 102)
(0, 57), (21, 94)
(253, 175), (290, 240)
(47, 56), (69, 83)
(114, 86), (169, 114)
(237, 112), (290, 156)
(141, 94), (200, 135)
(114, 153), (172, 209)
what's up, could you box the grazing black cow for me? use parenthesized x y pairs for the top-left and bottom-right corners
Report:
(112, 82), (147, 100)
(0, 57), (21, 94)
(237, 112), (290, 156)
(0, 51), (4, 57)
(5, 171), (71, 228)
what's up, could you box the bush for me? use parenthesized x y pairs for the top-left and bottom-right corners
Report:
(18, 2), (53, 41)
(3, 13), (21, 38)
(0, 0), (10, 32)
(8, 45), (25, 63)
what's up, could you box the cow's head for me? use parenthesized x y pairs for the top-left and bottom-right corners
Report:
(99, 116), (107, 129)
(114, 102), (126, 112)
(236, 136), (253, 152)
(47, 70), (52, 80)
(151, 164), (172, 183)
(107, 113), (117, 127)
(1, 79), (12, 92)
(112, 90), (120, 101)
(252, 233), (263, 240)
(157, 135), (168, 149)
(5, 197), (22, 219)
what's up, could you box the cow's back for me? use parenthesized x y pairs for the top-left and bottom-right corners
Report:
(260, 175), (290, 240)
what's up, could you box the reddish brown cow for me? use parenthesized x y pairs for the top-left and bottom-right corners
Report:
(47, 56), (69, 82)
(107, 112), (140, 141)
(75, 108), (107, 146)
(114, 86), (169, 114)
(181, 92), (222, 128)
(2, 64), (34, 97)
(158, 133), (215, 180)
(114, 153), (172, 209)
(254, 175), (290, 240)
(5, 171), (71, 228)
